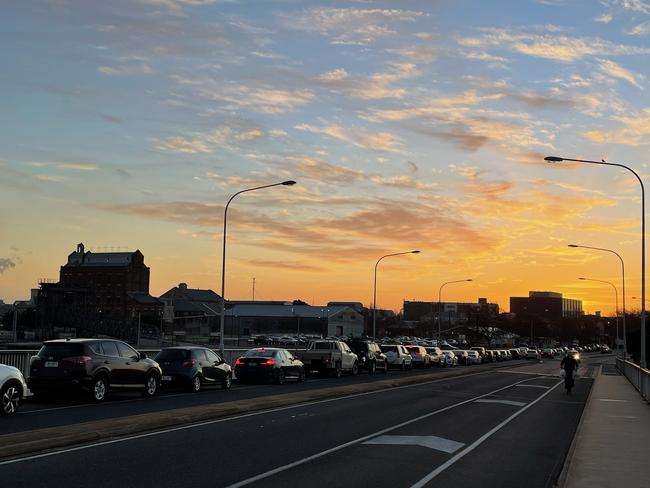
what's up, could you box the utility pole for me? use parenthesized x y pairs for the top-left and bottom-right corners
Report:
(252, 277), (256, 302)
(12, 308), (18, 343)
(137, 311), (141, 348)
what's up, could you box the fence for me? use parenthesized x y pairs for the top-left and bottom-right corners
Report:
(615, 357), (650, 402)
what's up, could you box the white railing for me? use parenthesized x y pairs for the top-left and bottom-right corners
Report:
(616, 357), (650, 402)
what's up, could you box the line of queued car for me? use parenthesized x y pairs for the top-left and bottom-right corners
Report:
(0, 337), (542, 415)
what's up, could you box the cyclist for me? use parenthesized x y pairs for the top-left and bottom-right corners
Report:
(561, 351), (579, 394)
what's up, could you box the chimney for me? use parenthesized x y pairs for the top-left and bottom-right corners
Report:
(179, 283), (188, 290)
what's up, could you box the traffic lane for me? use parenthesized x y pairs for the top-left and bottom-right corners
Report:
(0, 370), (544, 488)
(2, 360), (530, 435)
(235, 376), (565, 488)
(430, 376), (592, 488)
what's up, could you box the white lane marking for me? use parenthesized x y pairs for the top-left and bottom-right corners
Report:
(598, 398), (628, 402)
(0, 370), (504, 466)
(474, 399), (526, 407)
(363, 435), (464, 454)
(496, 370), (557, 377)
(223, 376), (547, 488)
(409, 380), (563, 488)
(515, 384), (550, 389)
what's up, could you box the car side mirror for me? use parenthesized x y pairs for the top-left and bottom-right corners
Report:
(139, 352), (147, 360)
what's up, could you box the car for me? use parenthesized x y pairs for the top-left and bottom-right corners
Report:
(405, 345), (431, 368)
(425, 347), (444, 367)
(345, 339), (388, 373)
(470, 347), (486, 359)
(526, 349), (541, 361)
(541, 348), (554, 358)
(28, 339), (162, 402)
(1, 363), (27, 415)
(235, 347), (305, 384)
(155, 347), (232, 392)
(509, 349), (522, 360)
(442, 350), (458, 367)
(380, 344), (413, 370)
(466, 350), (482, 365)
(567, 350), (581, 363)
(453, 350), (470, 365)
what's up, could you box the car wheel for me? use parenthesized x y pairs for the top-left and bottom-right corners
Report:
(222, 374), (232, 390)
(298, 368), (306, 382)
(90, 375), (109, 402)
(143, 374), (160, 398)
(369, 361), (376, 374)
(332, 362), (342, 378)
(383, 362), (389, 373)
(1, 382), (21, 415)
(190, 375), (202, 393)
(276, 369), (285, 385)
(351, 362), (359, 376)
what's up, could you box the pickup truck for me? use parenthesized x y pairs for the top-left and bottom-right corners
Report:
(297, 340), (358, 377)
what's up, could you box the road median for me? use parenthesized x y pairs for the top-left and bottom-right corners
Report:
(0, 362), (530, 461)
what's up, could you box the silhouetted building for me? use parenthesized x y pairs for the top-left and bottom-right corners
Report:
(403, 298), (499, 327)
(159, 283), (222, 339)
(509, 291), (582, 321)
(36, 243), (162, 341)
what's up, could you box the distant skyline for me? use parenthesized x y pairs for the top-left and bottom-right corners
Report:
(3, 0), (650, 314)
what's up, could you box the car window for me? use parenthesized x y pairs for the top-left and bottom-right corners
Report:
(38, 343), (85, 358)
(380, 345), (397, 352)
(192, 349), (208, 361)
(155, 349), (189, 361)
(206, 350), (221, 363)
(116, 342), (139, 359)
(243, 349), (276, 358)
(101, 341), (120, 357)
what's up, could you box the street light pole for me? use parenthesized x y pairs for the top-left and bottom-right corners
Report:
(219, 180), (296, 355)
(437, 279), (473, 344)
(545, 156), (646, 368)
(372, 250), (420, 339)
(579, 277), (619, 350)
(568, 244), (627, 358)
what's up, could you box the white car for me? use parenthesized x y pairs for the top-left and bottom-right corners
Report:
(405, 345), (431, 368)
(380, 344), (413, 370)
(526, 349), (541, 361)
(466, 350), (482, 365)
(442, 351), (458, 367)
(425, 347), (444, 367)
(1, 363), (27, 415)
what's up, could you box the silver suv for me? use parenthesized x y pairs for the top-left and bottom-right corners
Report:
(1, 363), (28, 415)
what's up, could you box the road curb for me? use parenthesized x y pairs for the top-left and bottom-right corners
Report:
(0, 362), (529, 461)
(554, 364), (601, 487)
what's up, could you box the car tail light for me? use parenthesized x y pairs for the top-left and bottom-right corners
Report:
(62, 356), (93, 365)
(413, 350), (421, 355)
(261, 359), (275, 366)
(235, 358), (245, 366)
(182, 359), (197, 368)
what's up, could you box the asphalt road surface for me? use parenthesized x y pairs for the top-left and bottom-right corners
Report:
(0, 355), (609, 488)
(3, 358), (529, 435)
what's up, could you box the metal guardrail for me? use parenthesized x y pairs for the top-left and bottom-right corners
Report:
(615, 357), (650, 402)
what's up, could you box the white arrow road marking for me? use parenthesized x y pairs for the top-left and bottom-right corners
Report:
(363, 435), (465, 454)
(474, 399), (526, 407)
(515, 384), (550, 389)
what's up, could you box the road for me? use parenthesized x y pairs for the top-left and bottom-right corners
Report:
(3, 358), (528, 435)
(0, 355), (609, 488)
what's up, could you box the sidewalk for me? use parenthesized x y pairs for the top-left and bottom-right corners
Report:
(562, 363), (650, 488)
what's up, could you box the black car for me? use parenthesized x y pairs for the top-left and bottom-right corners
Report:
(28, 339), (162, 402)
(155, 347), (232, 392)
(345, 339), (388, 373)
(235, 348), (305, 384)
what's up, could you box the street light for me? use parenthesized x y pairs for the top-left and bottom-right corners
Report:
(545, 155), (646, 368)
(579, 277), (619, 350)
(372, 250), (420, 339)
(219, 180), (296, 354)
(437, 279), (473, 343)
(569, 244), (627, 358)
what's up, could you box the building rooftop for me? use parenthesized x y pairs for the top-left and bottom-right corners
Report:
(226, 303), (357, 319)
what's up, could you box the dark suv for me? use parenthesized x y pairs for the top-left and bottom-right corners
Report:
(344, 340), (388, 373)
(28, 339), (162, 402)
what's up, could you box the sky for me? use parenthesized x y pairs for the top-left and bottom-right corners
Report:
(2, 0), (650, 315)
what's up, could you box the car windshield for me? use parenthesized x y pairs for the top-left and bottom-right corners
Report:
(155, 349), (190, 361)
(38, 343), (84, 358)
(348, 342), (368, 351)
(312, 342), (334, 350)
(380, 345), (398, 352)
